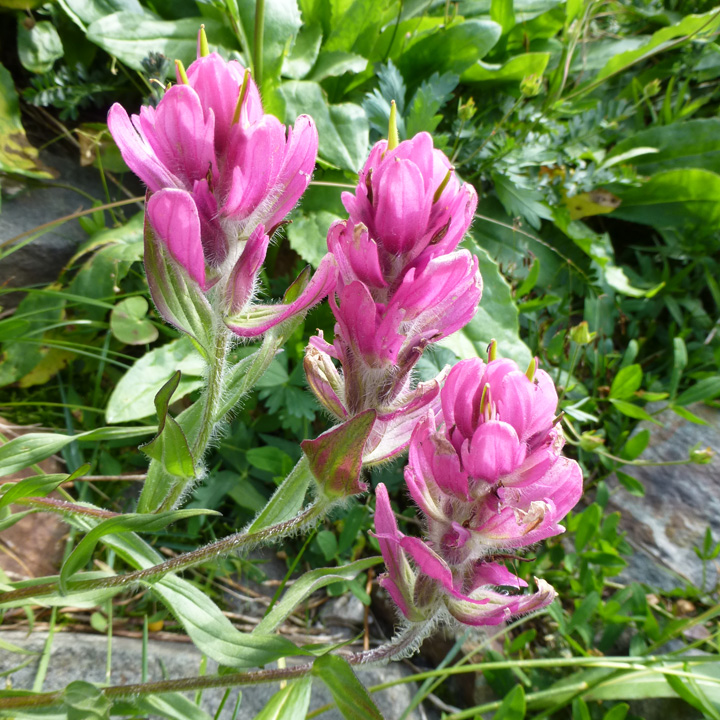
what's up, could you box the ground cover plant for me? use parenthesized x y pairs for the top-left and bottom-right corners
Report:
(0, 0), (719, 717)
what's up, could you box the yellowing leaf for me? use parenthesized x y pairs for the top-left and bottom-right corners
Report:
(565, 189), (621, 220)
(18, 347), (75, 388)
(0, 62), (55, 179)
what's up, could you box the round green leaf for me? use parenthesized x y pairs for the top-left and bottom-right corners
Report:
(110, 296), (159, 345)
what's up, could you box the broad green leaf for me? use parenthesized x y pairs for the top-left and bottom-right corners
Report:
(279, 81), (369, 171)
(610, 169), (720, 231)
(595, 9), (720, 81)
(491, 0), (515, 34)
(307, 51), (368, 81)
(0, 426), (155, 478)
(609, 364), (642, 400)
(57, 0), (144, 29)
(622, 428), (650, 460)
(602, 704), (629, 720)
(141, 371), (196, 479)
(397, 19), (502, 80)
(110, 296), (159, 345)
(609, 399), (662, 425)
(255, 557), (381, 634)
(312, 654), (383, 720)
(283, 22), (323, 79)
(252, 677), (312, 720)
(63, 681), (111, 720)
(17, 20), (64, 73)
(575, 504), (601, 552)
(442, 238), (532, 368)
(59, 508), (217, 592)
(86, 14), (236, 74)
(492, 684), (525, 720)
(0, 61), (54, 178)
(246, 446), (294, 477)
(65, 516), (311, 669)
(106, 337), (205, 423)
(607, 119), (720, 176)
(322, 0), (395, 55)
(463, 52), (550, 84)
(675, 377), (720, 406)
(237, 0), (302, 90)
(287, 210), (343, 267)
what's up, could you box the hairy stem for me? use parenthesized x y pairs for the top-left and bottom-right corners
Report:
(0, 501), (326, 606)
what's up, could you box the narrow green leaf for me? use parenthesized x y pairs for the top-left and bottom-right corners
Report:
(622, 429), (650, 461)
(609, 399), (662, 425)
(675, 377), (720, 406)
(0, 427), (155, 478)
(141, 371), (196, 479)
(255, 557), (381, 634)
(252, 677), (312, 720)
(312, 654), (383, 720)
(615, 470), (645, 497)
(59, 509), (218, 592)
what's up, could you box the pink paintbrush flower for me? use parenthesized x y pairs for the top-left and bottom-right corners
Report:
(405, 356), (583, 556)
(108, 30), (332, 339)
(372, 484), (556, 626)
(305, 122), (482, 463)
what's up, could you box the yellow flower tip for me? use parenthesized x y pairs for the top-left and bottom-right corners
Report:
(198, 25), (210, 58)
(232, 68), (252, 125)
(487, 339), (497, 362)
(387, 100), (400, 152)
(175, 59), (189, 85)
(526, 356), (538, 382)
(433, 166), (454, 203)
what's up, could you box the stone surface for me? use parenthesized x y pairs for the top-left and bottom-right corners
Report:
(0, 631), (434, 719)
(0, 150), (135, 308)
(0, 417), (66, 579)
(607, 403), (720, 591)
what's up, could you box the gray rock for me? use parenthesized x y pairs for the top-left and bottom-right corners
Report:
(0, 631), (431, 719)
(0, 151), (135, 308)
(608, 402), (720, 591)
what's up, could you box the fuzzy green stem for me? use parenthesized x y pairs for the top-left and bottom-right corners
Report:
(0, 501), (326, 606)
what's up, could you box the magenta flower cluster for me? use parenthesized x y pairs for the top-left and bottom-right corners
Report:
(305, 131), (481, 463)
(108, 35), (583, 631)
(373, 357), (582, 626)
(108, 38), (333, 337)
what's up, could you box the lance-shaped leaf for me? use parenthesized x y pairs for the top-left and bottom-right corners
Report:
(312, 654), (383, 720)
(253, 677), (312, 720)
(301, 410), (376, 499)
(141, 371), (196, 479)
(59, 508), (218, 593)
(0, 465), (89, 510)
(144, 209), (214, 359)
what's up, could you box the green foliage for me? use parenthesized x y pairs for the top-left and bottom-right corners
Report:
(1, 0), (720, 716)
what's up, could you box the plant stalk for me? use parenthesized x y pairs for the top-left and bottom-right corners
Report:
(253, 0), (265, 89)
(0, 501), (326, 606)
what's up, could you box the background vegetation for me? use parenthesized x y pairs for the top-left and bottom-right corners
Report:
(1, 0), (720, 717)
